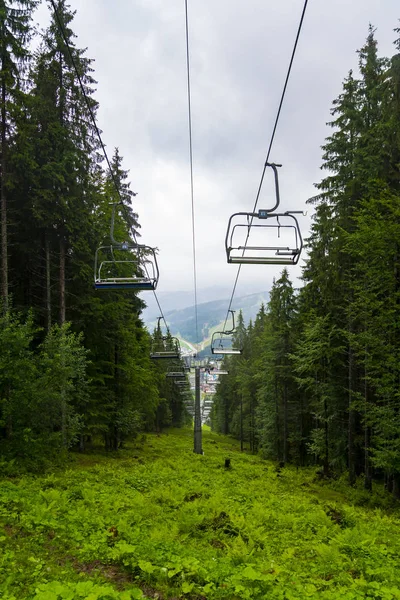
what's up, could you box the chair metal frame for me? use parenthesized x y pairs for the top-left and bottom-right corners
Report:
(225, 163), (303, 266)
(211, 331), (242, 355)
(150, 336), (181, 360)
(225, 211), (303, 266)
(94, 202), (159, 290)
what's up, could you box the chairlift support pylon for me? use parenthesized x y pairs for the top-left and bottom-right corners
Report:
(94, 203), (159, 290)
(225, 163), (303, 266)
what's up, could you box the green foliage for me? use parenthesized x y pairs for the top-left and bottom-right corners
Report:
(0, 0), (182, 465)
(0, 312), (89, 469)
(2, 429), (400, 599)
(213, 24), (400, 492)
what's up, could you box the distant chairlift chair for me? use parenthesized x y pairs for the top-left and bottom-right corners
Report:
(211, 310), (242, 355)
(94, 202), (159, 290)
(166, 360), (187, 378)
(150, 336), (181, 360)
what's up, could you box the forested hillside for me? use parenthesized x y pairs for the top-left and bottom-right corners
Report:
(211, 26), (400, 495)
(0, 0), (189, 469)
(145, 292), (269, 345)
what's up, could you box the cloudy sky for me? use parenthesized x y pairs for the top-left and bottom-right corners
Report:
(36, 0), (399, 307)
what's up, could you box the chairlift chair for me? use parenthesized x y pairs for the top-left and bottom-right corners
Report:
(166, 361), (187, 377)
(166, 372), (186, 378)
(150, 336), (181, 360)
(94, 244), (159, 290)
(225, 211), (303, 266)
(183, 355), (195, 370)
(211, 331), (242, 355)
(225, 163), (303, 266)
(94, 203), (159, 290)
(210, 310), (241, 355)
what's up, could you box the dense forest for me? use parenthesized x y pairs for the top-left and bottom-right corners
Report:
(211, 25), (400, 495)
(1, 0), (400, 499)
(0, 0), (190, 470)
(3, 5), (400, 598)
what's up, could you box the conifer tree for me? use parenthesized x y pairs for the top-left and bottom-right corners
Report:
(29, 0), (99, 324)
(0, 0), (37, 311)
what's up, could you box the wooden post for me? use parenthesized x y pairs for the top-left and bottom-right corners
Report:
(194, 366), (203, 454)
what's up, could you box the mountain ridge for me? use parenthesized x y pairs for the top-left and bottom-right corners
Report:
(144, 291), (269, 344)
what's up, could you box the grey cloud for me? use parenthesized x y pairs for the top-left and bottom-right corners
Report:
(34, 0), (400, 295)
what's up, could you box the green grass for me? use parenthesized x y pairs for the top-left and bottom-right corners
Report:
(1, 428), (400, 599)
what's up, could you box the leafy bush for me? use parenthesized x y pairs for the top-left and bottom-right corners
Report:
(0, 313), (89, 471)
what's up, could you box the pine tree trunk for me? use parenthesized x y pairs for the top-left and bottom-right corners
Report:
(60, 332), (67, 448)
(224, 396), (229, 435)
(324, 398), (329, 476)
(58, 47), (65, 326)
(1, 73), (8, 312)
(45, 233), (52, 331)
(364, 424), (372, 491)
(283, 378), (288, 464)
(299, 395), (304, 466)
(348, 342), (356, 486)
(59, 237), (67, 446)
(59, 236), (65, 324)
(240, 393), (243, 451)
(275, 376), (281, 461)
(1, 60), (10, 428)
(364, 359), (372, 491)
(113, 342), (120, 446)
(250, 393), (255, 453)
(393, 472), (400, 500)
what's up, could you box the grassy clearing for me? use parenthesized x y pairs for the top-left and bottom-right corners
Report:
(1, 428), (400, 599)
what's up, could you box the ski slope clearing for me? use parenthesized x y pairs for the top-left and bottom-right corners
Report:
(1, 429), (400, 599)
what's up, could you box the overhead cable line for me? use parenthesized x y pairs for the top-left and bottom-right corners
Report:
(49, 0), (171, 334)
(184, 0), (200, 346)
(222, 0), (309, 332)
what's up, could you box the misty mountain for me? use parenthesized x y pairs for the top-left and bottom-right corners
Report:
(144, 291), (269, 344)
(140, 286), (239, 323)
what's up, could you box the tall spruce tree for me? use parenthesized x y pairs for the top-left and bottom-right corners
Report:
(29, 0), (99, 324)
(0, 0), (37, 311)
